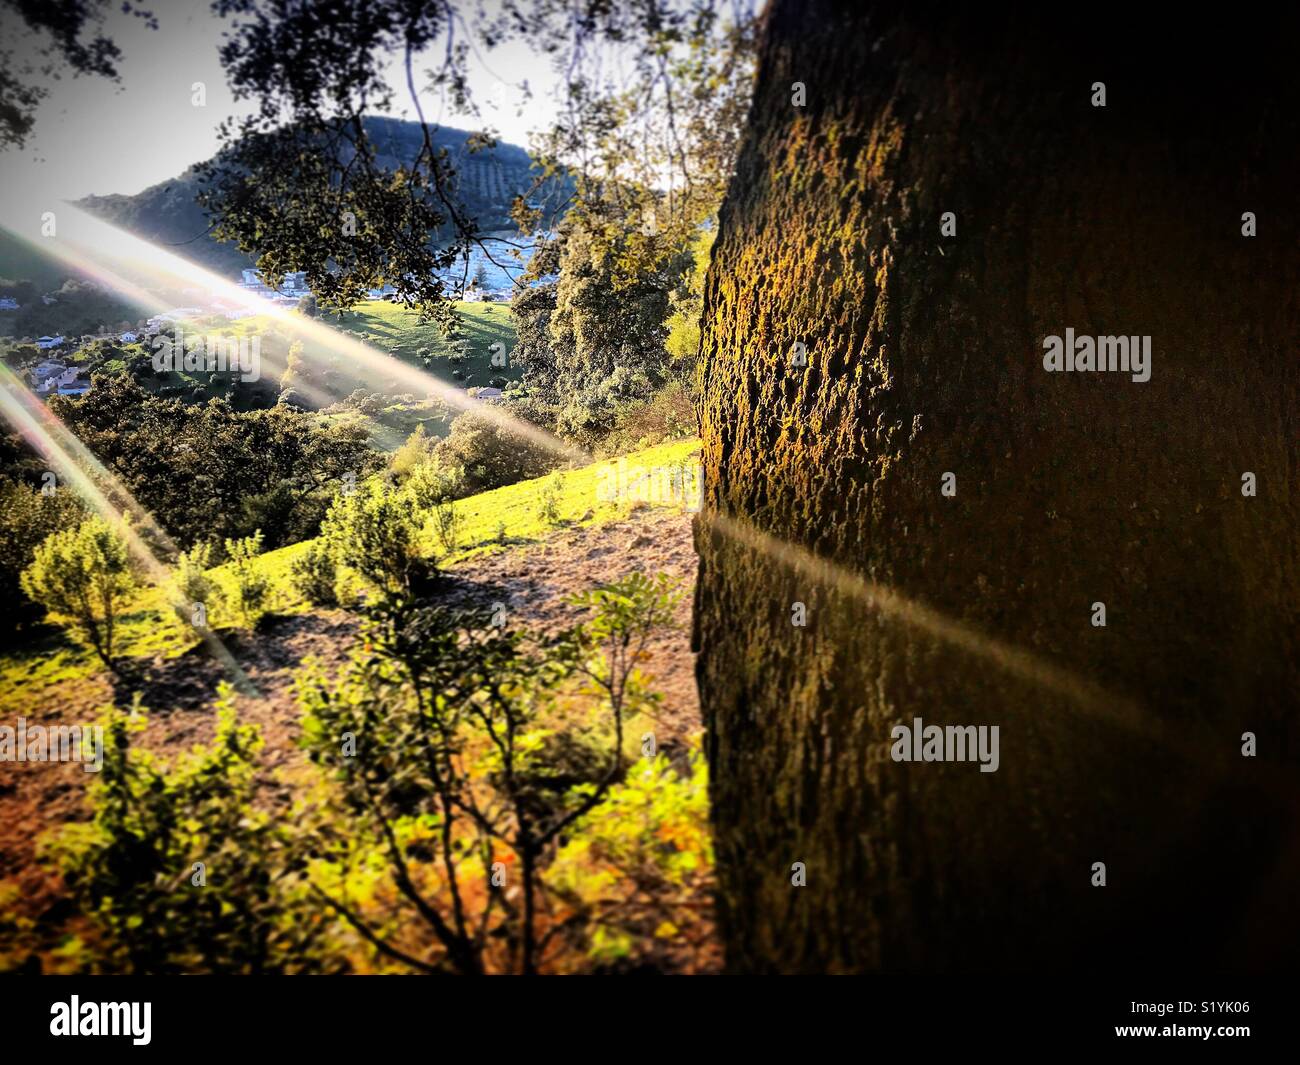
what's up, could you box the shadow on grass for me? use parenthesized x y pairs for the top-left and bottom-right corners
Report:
(106, 612), (357, 712)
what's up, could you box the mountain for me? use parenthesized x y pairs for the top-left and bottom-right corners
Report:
(74, 117), (567, 278)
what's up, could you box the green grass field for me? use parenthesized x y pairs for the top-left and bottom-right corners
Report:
(335, 299), (518, 382)
(0, 437), (702, 705)
(123, 300), (519, 442)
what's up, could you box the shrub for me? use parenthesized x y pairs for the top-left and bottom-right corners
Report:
(49, 376), (376, 551)
(172, 542), (221, 627)
(389, 424), (437, 482)
(547, 750), (713, 969)
(20, 515), (138, 668)
(296, 571), (684, 974)
(320, 480), (435, 602)
(289, 541), (339, 606)
(41, 689), (322, 974)
(0, 479), (87, 632)
(403, 461), (461, 511)
(537, 471), (565, 526)
(432, 411), (557, 495)
(595, 380), (696, 457)
(223, 531), (272, 628)
(432, 497), (461, 553)
(556, 366), (658, 448)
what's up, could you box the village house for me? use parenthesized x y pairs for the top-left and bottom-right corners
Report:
(56, 375), (93, 397)
(27, 359), (92, 397)
(35, 335), (65, 350)
(0, 297), (18, 311)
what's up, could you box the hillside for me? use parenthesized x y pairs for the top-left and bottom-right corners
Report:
(73, 118), (568, 279)
(0, 437), (705, 965)
(116, 298), (521, 442)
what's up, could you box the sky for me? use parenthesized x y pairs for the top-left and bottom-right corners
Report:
(0, 0), (560, 205)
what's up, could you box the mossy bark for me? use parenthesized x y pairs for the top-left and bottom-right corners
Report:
(694, 2), (1299, 972)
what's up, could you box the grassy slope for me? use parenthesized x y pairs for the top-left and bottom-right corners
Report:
(56, 301), (519, 445)
(334, 299), (518, 382)
(0, 437), (701, 707)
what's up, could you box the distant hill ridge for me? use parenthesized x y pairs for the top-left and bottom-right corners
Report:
(75, 117), (566, 278)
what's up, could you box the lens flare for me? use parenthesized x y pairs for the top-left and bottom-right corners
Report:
(1, 203), (584, 463)
(0, 363), (257, 694)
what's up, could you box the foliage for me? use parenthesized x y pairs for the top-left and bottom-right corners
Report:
(548, 750), (713, 970)
(431, 496), (462, 553)
(289, 540), (339, 607)
(567, 572), (682, 711)
(185, 1), (752, 323)
(595, 380), (697, 458)
(536, 471), (565, 526)
(0, 0), (158, 150)
(664, 225), (717, 376)
(510, 281), (559, 400)
(403, 460), (461, 511)
(295, 571), (684, 974)
(431, 411), (557, 496)
(172, 541), (222, 625)
(40, 689), (324, 974)
(546, 217), (684, 444)
(223, 531), (273, 629)
(320, 479), (435, 602)
(49, 375), (377, 552)
(0, 478), (87, 631)
(19, 515), (137, 668)
(389, 424), (438, 482)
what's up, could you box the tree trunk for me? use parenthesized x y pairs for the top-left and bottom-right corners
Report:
(695, 1), (1300, 972)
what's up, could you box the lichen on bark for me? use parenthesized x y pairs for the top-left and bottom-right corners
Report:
(694, 2), (1300, 972)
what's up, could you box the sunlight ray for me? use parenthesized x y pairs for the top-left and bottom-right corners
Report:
(1, 204), (585, 463)
(0, 364), (259, 694)
(698, 507), (1288, 795)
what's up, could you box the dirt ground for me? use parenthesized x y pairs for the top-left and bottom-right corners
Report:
(0, 507), (700, 932)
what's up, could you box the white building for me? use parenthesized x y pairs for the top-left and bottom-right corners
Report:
(240, 268), (306, 295)
(119, 331), (139, 342)
(35, 335), (65, 349)
(33, 364), (76, 394)
(0, 297), (18, 311)
(56, 376), (92, 397)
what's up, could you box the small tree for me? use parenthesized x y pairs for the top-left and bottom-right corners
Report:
(172, 542), (221, 629)
(289, 541), (339, 606)
(296, 571), (682, 975)
(20, 515), (137, 668)
(42, 687), (324, 974)
(223, 531), (272, 628)
(320, 479), (435, 602)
